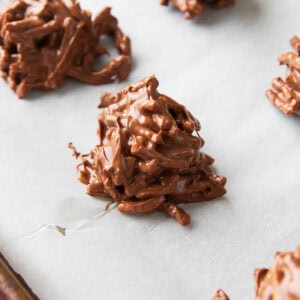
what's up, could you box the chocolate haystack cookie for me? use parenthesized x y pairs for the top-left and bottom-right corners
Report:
(213, 289), (230, 300)
(70, 76), (226, 226)
(255, 245), (300, 300)
(0, 252), (38, 299)
(266, 36), (300, 115)
(160, 0), (235, 19)
(0, 0), (131, 98)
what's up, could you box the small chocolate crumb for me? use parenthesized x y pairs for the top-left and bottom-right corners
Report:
(266, 36), (300, 115)
(160, 0), (235, 20)
(71, 76), (226, 226)
(0, 0), (131, 98)
(213, 289), (230, 300)
(68, 142), (80, 159)
(55, 225), (66, 236)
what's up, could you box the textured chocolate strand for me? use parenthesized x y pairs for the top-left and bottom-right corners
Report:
(291, 35), (300, 53)
(0, 252), (38, 300)
(254, 245), (300, 299)
(266, 36), (300, 115)
(0, 0), (131, 98)
(70, 76), (226, 226)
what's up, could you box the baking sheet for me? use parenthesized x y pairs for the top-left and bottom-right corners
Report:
(0, 0), (299, 299)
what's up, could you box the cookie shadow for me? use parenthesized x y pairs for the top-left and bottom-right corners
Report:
(21, 79), (83, 101)
(195, 0), (261, 26)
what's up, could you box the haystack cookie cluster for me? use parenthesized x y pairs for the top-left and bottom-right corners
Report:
(0, 0), (299, 300)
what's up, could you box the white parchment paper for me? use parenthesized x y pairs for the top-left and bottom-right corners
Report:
(0, 0), (299, 299)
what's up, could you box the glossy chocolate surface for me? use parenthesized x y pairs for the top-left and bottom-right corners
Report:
(71, 76), (226, 226)
(0, 0), (131, 98)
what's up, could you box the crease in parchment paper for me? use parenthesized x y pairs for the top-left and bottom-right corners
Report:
(3, 203), (118, 250)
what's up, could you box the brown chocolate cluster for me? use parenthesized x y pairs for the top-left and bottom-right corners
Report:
(0, 0), (131, 98)
(160, 0), (235, 19)
(70, 76), (226, 226)
(0, 252), (38, 300)
(266, 36), (300, 115)
(255, 245), (300, 300)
